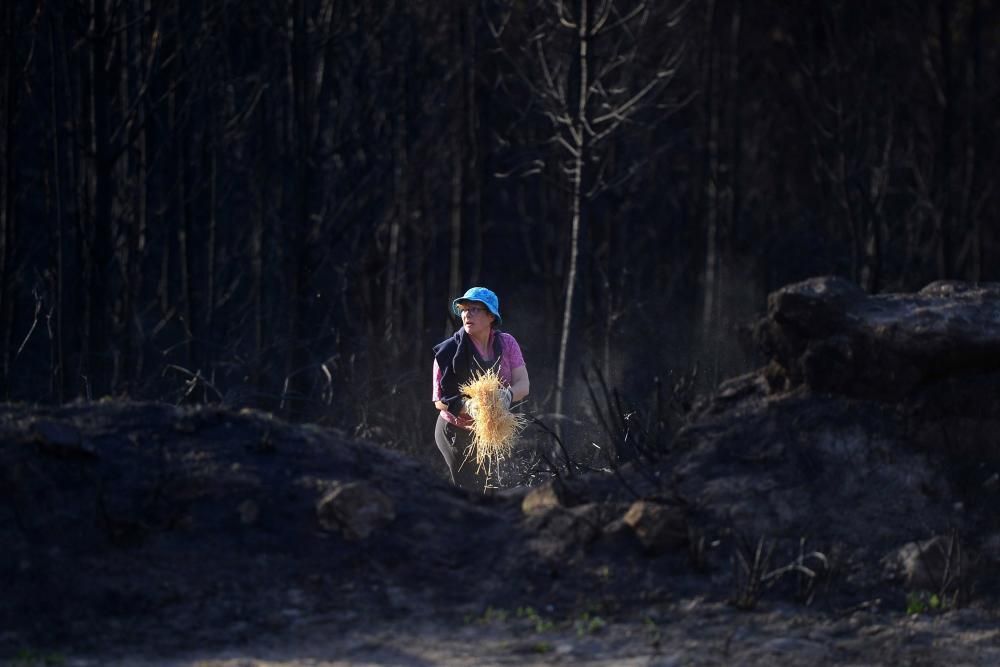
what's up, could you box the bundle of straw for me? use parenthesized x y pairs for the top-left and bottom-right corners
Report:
(458, 366), (527, 479)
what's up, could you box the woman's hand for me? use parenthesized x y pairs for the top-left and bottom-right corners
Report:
(497, 386), (513, 410)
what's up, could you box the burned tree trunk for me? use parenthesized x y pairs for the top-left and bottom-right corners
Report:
(0, 0), (18, 396)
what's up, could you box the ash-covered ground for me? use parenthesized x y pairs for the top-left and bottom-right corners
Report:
(4, 277), (1000, 665)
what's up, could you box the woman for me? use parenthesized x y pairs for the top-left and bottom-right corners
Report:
(432, 287), (530, 491)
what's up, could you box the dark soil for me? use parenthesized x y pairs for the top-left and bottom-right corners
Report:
(5, 278), (1000, 665)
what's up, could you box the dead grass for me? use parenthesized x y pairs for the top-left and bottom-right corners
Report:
(459, 367), (527, 483)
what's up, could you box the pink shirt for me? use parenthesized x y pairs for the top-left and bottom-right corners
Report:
(433, 332), (525, 429)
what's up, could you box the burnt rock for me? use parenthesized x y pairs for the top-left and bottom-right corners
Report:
(316, 480), (396, 540)
(622, 500), (688, 555)
(755, 276), (1000, 398)
(521, 477), (584, 514)
(522, 502), (615, 562)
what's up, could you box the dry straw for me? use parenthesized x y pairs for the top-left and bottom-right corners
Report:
(458, 366), (527, 480)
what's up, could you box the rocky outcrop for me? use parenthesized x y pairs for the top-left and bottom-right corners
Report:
(672, 276), (1000, 595)
(755, 276), (1000, 398)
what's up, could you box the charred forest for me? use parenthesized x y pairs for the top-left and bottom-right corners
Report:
(1, 1), (998, 456)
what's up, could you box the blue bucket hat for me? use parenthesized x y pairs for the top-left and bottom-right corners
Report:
(452, 287), (502, 325)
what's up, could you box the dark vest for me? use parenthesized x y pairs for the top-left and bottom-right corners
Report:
(433, 328), (504, 416)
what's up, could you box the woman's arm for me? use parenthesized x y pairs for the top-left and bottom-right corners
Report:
(432, 359), (454, 412)
(509, 364), (530, 403)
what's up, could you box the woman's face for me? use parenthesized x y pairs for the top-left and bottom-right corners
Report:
(458, 302), (495, 336)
